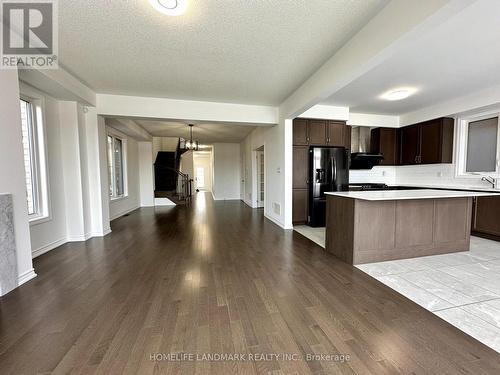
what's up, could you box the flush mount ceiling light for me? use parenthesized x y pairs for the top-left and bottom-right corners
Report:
(380, 88), (416, 101)
(149, 0), (188, 16)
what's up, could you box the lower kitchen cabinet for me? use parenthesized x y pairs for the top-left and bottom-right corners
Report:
(293, 189), (308, 224)
(472, 196), (500, 239)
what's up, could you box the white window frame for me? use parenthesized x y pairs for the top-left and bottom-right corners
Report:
(107, 129), (128, 200)
(455, 110), (500, 178)
(19, 84), (50, 225)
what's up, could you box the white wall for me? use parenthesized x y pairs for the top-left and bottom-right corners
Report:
(138, 142), (154, 207)
(19, 85), (110, 258)
(240, 121), (290, 228)
(109, 131), (141, 220)
(0, 70), (36, 293)
(26, 88), (68, 257)
(212, 143), (241, 200)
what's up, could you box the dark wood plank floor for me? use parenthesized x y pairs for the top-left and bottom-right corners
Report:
(1, 193), (500, 374)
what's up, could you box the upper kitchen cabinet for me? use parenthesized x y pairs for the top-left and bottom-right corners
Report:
(292, 118), (350, 147)
(326, 121), (345, 147)
(399, 117), (454, 165)
(309, 120), (327, 145)
(420, 117), (454, 164)
(370, 127), (399, 165)
(399, 125), (420, 165)
(293, 118), (309, 145)
(344, 125), (352, 150)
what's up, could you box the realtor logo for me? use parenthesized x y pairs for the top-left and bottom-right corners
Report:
(1, 0), (58, 69)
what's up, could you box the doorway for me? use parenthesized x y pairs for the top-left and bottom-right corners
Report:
(193, 150), (213, 192)
(255, 146), (264, 208)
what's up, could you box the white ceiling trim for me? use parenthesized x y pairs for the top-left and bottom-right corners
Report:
(298, 105), (349, 121)
(400, 84), (500, 126)
(96, 94), (278, 125)
(19, 66), (96, 106)
(106, 118), (152, 142)
(348, 113), (400, 128)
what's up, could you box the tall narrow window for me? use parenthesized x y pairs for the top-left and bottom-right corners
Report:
(107, 134), (126, 198)
(19, 99), (39, 216)
(466, 117), (499, 173)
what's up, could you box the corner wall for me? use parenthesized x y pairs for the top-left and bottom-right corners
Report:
(0, 70), (36, 293)
(240, 120), (291, 229)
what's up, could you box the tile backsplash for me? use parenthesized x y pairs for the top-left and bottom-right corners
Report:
(351, 164), (498, 190)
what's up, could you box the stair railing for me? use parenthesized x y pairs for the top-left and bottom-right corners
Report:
(155, 165), (193, 203)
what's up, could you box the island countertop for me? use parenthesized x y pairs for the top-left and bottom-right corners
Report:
(325, 189), (497, 201)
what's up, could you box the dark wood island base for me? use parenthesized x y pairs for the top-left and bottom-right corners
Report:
(326, 195), (474, 265)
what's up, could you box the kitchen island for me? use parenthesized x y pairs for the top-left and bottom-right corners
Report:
(325, 189), (496, 265)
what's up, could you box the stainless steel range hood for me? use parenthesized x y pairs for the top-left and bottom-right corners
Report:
(350, 126), (384, 169)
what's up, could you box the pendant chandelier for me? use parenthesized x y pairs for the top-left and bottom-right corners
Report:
(185, 124), (199, 151)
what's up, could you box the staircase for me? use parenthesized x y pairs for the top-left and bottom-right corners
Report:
(154, 140), (192, 205)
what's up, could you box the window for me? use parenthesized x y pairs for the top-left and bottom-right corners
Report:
(20, 98), (47, 219)
(107, 134), (126, 198)
(457, 114), (500, 176)
(466, 117), (498, 172)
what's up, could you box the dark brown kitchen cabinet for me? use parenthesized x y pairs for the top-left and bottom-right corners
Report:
(326, 121), (345, 147)
(344, 125), (352, 150)
(292, 118), (349, 147)
(293, 146), (309, 189)
(400, 125), (420, 165)
(292, 118), (349, 224)
(370, 127), (399, 165)
(309, 120), (327, 145)
(293, 119), (309, 145)
(292, 189), (308, 224)
(420, 118), (454, 164)
(472, 196), (500, 240)
(399, 117), (454, 165)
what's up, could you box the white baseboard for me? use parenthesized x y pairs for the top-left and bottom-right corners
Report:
(18, 268), (37, 286)
(90, 227), (112, 237)
(31, 228), (112, 259)
(243, 199), (257, 208)
(32, 237), (67, 258)
(110, 206), (140, 221)
(264, 213), (285, 229)
(66, 232), (92, 242)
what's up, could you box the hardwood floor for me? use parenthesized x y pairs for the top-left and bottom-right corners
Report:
(1, 192), (500, 374)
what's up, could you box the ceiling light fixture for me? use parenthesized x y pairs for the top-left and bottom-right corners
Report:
(149, 0), (188, 16)
(380, 88), (416, 101)
(185, 124), (199, 151)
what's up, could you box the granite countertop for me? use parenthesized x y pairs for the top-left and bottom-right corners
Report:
(325, 189), (497, 201)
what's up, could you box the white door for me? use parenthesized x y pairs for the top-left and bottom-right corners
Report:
(196, 167), (205, 189)
(257, 151), (264, 208)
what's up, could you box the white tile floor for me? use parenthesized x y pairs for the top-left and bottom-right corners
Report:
(293, 225), (326, 248)
(293, 226), (500, 353)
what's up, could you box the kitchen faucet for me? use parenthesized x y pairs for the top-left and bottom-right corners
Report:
(481, 176), (496, 188)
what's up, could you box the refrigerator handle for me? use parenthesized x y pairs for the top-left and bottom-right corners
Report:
(331, 156), (337, 189)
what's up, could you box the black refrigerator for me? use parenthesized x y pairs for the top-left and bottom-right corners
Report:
(309, 147), (350, 227)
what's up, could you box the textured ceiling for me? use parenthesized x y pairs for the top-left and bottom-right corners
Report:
(58, 0), (388, 105)
(137, 119), (257, 143)
(322, 0), (500, 115)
